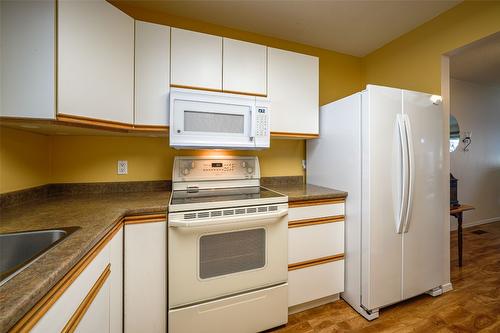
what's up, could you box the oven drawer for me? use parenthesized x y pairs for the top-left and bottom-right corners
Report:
(288, 221), (344, 264)
(169, 283), (288, 333)
(288, 260), (344, 307)
(289, 202), (344, 221)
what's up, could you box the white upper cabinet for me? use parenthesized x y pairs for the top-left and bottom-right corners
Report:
(135, 21), (170, 127)
(268, 48), (319, 135)
(223, 38), (267, 96)
(0, 0), (55, 119)
(58, 0), (134, 124)
(171, 28), (223, 90)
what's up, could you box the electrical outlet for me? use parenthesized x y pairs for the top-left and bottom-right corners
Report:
(117, 160), (128, 175)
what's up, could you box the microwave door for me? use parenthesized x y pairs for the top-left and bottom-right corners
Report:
(171, 99), (256, 149)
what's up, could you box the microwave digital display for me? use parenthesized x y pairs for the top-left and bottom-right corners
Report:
(211, 163), (223, 168)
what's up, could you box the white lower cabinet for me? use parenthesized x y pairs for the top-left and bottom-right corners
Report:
(74, 278), (111, 333)
(30, 226), (123, 333)
(289, 260), (344, 307)
(288, 201), (345, 309)
(124, 221), (167, 333)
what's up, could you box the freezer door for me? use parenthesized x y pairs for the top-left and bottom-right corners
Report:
(361, 85), (403, 310)
(401, 90), (446, 299)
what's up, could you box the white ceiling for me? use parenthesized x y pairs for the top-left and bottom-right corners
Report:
(450, 32), (500, 87)
(121, 0), (461, 56)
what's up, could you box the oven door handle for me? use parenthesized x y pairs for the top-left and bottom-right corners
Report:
(168, 209), (288, 229)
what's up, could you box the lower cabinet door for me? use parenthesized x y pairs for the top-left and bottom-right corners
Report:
(74, 277), (111, 333)
(30, 245), (111, 333)
(169, 284), (288, 333)
(288, 260), (344, 307)
(124, 221), (167, 333)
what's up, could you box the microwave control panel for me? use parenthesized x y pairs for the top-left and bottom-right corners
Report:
(255, 107), (269, 137)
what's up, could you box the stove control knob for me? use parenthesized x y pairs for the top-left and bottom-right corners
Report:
(183, 168), (190, 176)
(241, 161), (247, 168)
(191, 161), (195, 168)
(247, 167), (253, 174)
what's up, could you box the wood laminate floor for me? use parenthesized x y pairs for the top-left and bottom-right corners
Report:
(272, 221), (500, 332)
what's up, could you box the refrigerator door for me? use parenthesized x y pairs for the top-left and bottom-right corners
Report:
(401, 90), (446, 299)
(361, 85), (403, 310)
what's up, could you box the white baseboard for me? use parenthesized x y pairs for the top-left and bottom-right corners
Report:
(288, 294), (340, 315)
(450, 216), (500, 231)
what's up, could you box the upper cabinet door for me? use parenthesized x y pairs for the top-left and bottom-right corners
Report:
(171, 28), (222, 91)
(135, 21), (170, 127)
(0, 0), (55, 119)
(268, 48), (319, 136)
(223, 38), (267, 96)
(58, 0), (134, 124)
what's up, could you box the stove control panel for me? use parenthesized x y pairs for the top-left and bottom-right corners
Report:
(173, 156), (260, 183)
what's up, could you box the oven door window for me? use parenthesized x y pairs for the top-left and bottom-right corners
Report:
(199, 228), (266, 279)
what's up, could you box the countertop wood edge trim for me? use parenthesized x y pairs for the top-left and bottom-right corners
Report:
(288, 254), (344, 271)
(61, 264), (111, 333)
(8, 212), (167, 332)
(288, 215), (344, 228)
(288, 197), (345, 208)
(123, 213), (167, 225)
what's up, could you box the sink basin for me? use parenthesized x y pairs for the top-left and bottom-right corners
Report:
(0, 227), (79, 286)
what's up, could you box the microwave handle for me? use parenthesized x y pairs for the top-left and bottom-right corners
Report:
(169, 209), (288, 229)
(250, 105), (257, 141)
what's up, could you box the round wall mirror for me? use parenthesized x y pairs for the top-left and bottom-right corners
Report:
(450, 115), (460, 152)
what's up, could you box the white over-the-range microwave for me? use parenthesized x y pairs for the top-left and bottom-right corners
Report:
(169, 88), (270, 149)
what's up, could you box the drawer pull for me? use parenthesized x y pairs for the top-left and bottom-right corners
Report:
(288, 198), (345, 208)
(288, 254), (344, 271)
(288, 215), (344, 228)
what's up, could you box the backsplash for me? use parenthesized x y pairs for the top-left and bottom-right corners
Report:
(0, 126), (305, 194)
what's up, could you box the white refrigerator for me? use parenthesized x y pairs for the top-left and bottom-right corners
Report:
(307, 85), (451, 320)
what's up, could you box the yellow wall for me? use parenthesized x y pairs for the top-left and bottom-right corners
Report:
(364, 1), (500, 94)
(50, 136), (304, 184)
(111, 1), (364, 106)
(0, 127), (51, 193)
(3, 1), (500, 193)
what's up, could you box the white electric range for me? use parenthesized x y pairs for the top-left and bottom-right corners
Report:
(168, 156), (289, 333)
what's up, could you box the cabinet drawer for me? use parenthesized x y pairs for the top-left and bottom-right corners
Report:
(288, 260), (344, 307)
(288, 222), (344, 264)
(289, 202), (344, 221)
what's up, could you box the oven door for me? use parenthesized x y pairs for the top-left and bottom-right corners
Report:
(168, 204), (288, 308)
(170, 90), (257, 149)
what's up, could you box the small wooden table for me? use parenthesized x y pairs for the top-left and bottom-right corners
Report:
(450, 204), (475, 267)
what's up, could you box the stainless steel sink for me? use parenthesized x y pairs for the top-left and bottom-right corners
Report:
(0, 227), (79, 286)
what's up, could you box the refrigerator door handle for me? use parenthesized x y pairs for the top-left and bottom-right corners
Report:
(394, 115), (408, 234)
(402, 115), (415, 233)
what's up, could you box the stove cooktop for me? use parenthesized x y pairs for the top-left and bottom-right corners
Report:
(169, 186), (287, 212)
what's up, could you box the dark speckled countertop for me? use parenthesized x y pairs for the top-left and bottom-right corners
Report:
(265, 183), (347, 202)
(0, 191), (170, 333)
(0, 180), (346, 332)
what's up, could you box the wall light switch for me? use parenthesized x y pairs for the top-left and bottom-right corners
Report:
(117, 160), (128, 175)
